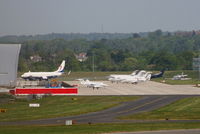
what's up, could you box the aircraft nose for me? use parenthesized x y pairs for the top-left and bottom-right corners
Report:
(21, 74), (26, 77)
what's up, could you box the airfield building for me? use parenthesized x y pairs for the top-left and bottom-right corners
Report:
(0, 44), (21, 87)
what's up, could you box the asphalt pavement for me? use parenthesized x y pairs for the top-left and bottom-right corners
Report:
(68, 81), (200, 95)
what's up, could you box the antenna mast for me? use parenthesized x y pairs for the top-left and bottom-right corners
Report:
(92, 51), (95, 72)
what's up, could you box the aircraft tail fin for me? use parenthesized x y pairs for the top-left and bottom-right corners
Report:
(56, 60), (65, 72)
(160, 69), (165, 76)
(146, 74), (152, 81)
(131, 70), (139, 76)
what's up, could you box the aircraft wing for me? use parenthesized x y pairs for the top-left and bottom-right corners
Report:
(92, 83), (108, 88)
(91, 84), (103, 88)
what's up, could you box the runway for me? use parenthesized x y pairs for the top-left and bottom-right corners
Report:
(0, 95), (197, 126)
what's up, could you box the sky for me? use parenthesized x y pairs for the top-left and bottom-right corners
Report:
(0, 0), (200, 36)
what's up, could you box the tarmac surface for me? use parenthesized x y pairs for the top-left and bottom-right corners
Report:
(10, 80), (200, 95)
(68, 81), (200, 95)
(0, 95), (198, 126)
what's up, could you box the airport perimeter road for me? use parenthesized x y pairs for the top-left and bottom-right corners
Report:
(67, 81), (200, 95)
(104, 129), (200, 134)
(0, 95), (195, 126)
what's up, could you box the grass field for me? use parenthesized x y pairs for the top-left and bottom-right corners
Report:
(120, 96), (200, 120)
(1, 122), (200, 134)
(152, 77), (199, 85)
(0, 95), (140, 122)
(151, 70), (200, 85)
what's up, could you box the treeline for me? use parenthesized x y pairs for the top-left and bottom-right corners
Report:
(5, 30), (200, 72)
(0, 33), (135, 42)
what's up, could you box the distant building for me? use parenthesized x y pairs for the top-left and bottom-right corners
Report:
(175, 30), (200, 36)
(75, 52), (88, 62)
(0, 44), (21, 87)
(193, 58), (200, 71)
(30, 55), (42, 62)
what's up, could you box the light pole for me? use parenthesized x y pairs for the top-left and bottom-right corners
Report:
(199, 55), (200, 80)
(92, 51), (95, 72)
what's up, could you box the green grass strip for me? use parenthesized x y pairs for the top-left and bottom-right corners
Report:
(1, 122), (200, 134)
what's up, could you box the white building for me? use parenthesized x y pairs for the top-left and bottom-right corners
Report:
(0, 44), (21, 87)
(75, 52), (88, 62)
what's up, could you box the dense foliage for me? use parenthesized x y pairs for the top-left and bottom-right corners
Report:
(1, 30), (199, 72)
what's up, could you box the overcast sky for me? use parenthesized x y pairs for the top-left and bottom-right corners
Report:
(0, 0), (200, 36)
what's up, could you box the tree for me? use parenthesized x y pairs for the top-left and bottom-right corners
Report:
(121, 57), (138, 71)
(133, 33), (140, 38)
(149, 51), (178, 70)
(18, 57), (28, 72)
(148, 29), (163, 39)
(176, 51), (195, 70)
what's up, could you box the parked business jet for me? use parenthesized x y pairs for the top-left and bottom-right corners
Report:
(108, 70), (139, 83)
(172, 72), (190, 80)
(21, 60), (65, 81)
(79, 79), (108, 89)
(121, 70), (151, 84)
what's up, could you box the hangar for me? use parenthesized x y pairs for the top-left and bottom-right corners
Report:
(0, 44), (21, 87)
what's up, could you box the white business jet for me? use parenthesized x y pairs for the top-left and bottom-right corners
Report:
(79, 79), (108, 89)
(108, 70), (139, 83)
(121, 70), (152, 84)
(172, 72), (190, 80)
